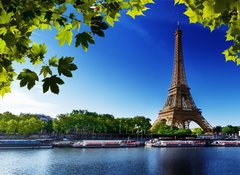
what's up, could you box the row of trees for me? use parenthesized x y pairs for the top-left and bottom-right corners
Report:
(0, 112), (47, 135)
(0, 110), (152, 135)
(52, 110), (152, 135)
(151, 122), (193, 136)
(151, 122), (240, 136)
(214, 125), (240, 135)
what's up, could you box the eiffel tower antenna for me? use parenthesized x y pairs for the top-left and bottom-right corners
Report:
(151, 27), (213, 133)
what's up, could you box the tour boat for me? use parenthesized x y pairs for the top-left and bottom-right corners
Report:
(53, 140), (73, 147)
(72, 140), (140, 148)
(211, 140), (240, 147)
(152, 140), (206, 147)
(0, 139), (53, 149)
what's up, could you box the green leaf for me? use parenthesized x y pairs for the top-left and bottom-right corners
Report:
(214, 0), (228, 13)
(127, 7), (144, 19)
(42, 75), (64, 94)
(0, 8), (13, 24)
(55, 24), (73, 46)
(72, 20), (81, 30)
(104, 15), (114, 27)
(184, 8), (199, 23)
(9, 26), (19, 34)
(27, 25), (38, 33)
(237, 59), (240, 66)
(229, 21), (240, 40)
(0, 38), (8, 54)
(21, 10), (36, 21)
(58, 57), (77, 77)
(28, 43), (47, 65)
(44, 11), (53, 21)
(174, 0), (186, 5)
(39, 23), (51, 30)
(0, 27), (7, 35)
(121, 2), (131, 9)
(222, 46), (238, 62)
(56, 17), (67, 26)
(140, 0), (155, 4)
(69, 13), (76, 19)
(9, 45), (25, 63)
(40, 66), (52, 78)
(58, 4), (67, 13)
(0, 68), (7, 82)
(0, 85), (11, 97)
(17, 69), (39, 90)
(203, 1), (220, 19)
(49, 56), (59, 67)
(91, 16), (108, 37)
(226, 28), (234, 41)
(75, 32), (95, 51)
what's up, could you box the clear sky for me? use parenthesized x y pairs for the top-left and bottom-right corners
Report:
(1, 0), (240, 127)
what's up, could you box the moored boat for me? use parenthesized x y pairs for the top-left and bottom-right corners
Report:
(211, 140), (240, 147)
(53, 140), (73, 147)
(152, 140), (206, 147)
(121, 140), (141, 147)
(72, 140), (140, 148)
(0, 139), (53, 149)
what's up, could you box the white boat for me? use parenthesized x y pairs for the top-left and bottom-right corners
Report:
(211, 140), (240, 146)
(152, 140), (206, 147)
(145, 139), (159, 147)
(53, 140), (73, 147)
(72, 140), (140, 148)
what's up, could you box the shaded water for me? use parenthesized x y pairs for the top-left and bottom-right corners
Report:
(0, 147), (240, 175)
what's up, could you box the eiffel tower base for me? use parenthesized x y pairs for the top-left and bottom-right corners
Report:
(152, 108), (213, 133)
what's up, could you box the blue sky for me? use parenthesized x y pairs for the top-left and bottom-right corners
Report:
(1, 0), (240, 127)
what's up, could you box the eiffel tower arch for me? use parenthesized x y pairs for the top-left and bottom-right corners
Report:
(152, 26), (213, 133)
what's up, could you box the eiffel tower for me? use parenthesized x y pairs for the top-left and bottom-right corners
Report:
(152, 26), (213, 133)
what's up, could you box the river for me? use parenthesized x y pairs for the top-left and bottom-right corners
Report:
(0, 147), (240, 175)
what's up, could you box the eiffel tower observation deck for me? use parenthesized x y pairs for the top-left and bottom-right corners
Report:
(152, 26), (213, 133)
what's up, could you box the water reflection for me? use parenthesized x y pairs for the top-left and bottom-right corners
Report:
(0, 147), (240, 175)
(159, 148), (205, 175)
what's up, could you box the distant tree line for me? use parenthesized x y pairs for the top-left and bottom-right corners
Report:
(151, 122), (240, 136)
(213, 125), (240, 135)
(0, 110), (152, 136)
(52, 110), (152, 135)
(0, 112), (49, 135)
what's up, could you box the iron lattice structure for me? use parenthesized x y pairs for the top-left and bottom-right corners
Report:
(152, 27), (213, 133)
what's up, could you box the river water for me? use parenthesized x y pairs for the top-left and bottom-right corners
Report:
(0, 147), (240, 175)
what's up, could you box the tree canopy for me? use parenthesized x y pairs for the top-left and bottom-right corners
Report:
(0, 112), (47, 135)
(0, 0), (153, 96)
(175, 0), (240, 65)
(150, 122), (192, 135)
(0, 0), (239, 96)
(52, 110), (152, 135)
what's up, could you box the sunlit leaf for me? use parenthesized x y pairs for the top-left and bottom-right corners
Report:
(28, 43), (47, 65)
(55, 24), (73, 46)
(0, 8), (13, 24)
